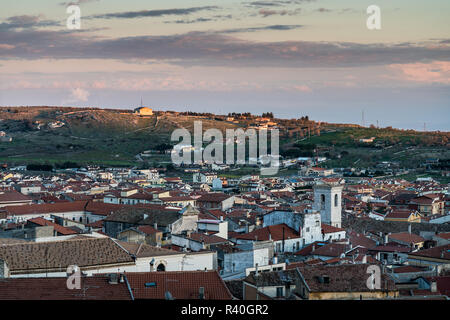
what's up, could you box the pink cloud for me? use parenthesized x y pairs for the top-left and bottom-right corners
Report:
(293, 85), (312, 92)
(389, 61), (450, 84)
(0, 44), (15, 50)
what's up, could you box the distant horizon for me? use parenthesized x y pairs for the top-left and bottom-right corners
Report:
(2, 104), (448, 133)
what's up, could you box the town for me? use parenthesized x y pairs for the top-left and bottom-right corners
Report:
(0, 153), (448, 300)
(0, 0), (449, 307)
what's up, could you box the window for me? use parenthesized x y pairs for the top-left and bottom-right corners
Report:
(156, 263), (166, 272)
(276, 287), (283, 298)
(320, 194), (325, 209)
(315, 220), (320, 227)
(335, 194), (338, 207)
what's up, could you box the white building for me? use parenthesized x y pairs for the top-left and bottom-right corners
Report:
(193, 172), (217, 184)
(313, 184), (343, 228)
(262, 210), (323, 248)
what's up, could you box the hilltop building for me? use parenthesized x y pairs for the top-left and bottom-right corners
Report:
(134, 107), (153, 116)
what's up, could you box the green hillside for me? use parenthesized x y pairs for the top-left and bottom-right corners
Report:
(0, 106), (448, 170)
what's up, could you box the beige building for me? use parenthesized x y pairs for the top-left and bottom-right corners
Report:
(134, 107), (153, 116)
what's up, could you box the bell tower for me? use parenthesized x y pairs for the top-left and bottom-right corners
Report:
(313, 184), (343, 228)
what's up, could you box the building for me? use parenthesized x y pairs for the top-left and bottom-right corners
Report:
(196, 193), (235, 211)
(103, 205), (199, 243)
(410, 194), (445, 216)
(233, 224), (303, 254)
(116, 241), (217, 272)
(262, 210), (323, 248)
(407, 244), (450, 268)
(0, 190), (33, 207)
(134, 107), (153, 116)
(294, 264), (398, 300)
(384, 210), (421, 223)
(117, 225), (163, 246)
(193, 172), (217, 185)
(388, 231), (425, 250)
(243, 268), (300, 300)
(313, 184), (343, 228)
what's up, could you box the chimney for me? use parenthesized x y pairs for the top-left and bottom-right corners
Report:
(384, 233), (389, 245)
(408, 224), (412, 234)
(285, 283), (291, 298)
(312, 244), (315, 252)
(154, 223), (158, 230)
(220, 216), (223, 222)
(430, 279), (437, 293)
(362, 255), (367, 263)
(199, 287), (205, 299)
(255, 263), (259, 274)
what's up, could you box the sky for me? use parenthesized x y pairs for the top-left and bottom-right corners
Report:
(0, 0), (449, 131)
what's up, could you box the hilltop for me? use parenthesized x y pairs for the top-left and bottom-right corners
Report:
(0, 106), (448, 172)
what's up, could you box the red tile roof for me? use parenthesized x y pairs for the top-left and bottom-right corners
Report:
(0, 190), (32, 203)
(389, 232), (425, 244)
(321, 223), (345, 234)
(233, 224), (300, 241)
(125, 271), (233, 300)
(385, 210), (418, 220)
(425, 276), (450, 297)
(393, 266), (427, 274)
(137, 225), (160, 235)
(188, 232), (228, 244)
(0, 276), (132, 300)
(437, 232), (450, 240)
(197, 193), (231, 203)
(311, 242), (350, 258)
(293, 241), (327, 256)
(3, 201), (87, 216)
(27, 217), (78, 235)
(409, 244), (450, 261)
(348, 230), (376, 249)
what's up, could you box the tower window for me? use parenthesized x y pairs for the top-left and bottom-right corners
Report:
(335, 194), (338, 207)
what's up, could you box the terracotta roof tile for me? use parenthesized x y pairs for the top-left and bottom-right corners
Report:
(126, 271), (233, 300)
(0, 276), (132, 300)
